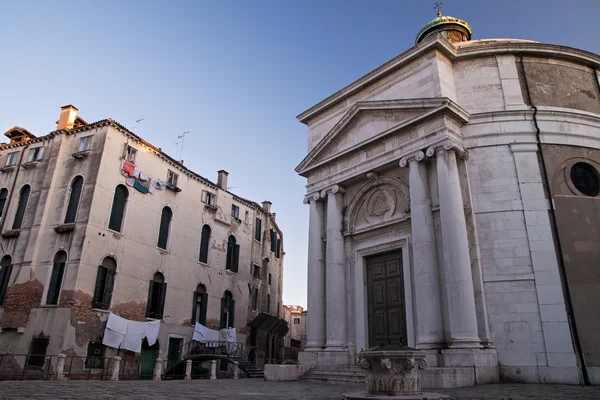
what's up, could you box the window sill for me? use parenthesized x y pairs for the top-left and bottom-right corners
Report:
(0, 166), (15, 173)
(166, 184), (182, 193)
(72, 150), (91, 159)
(157, 248), (170, 255)
(91, 308), (110, 313)
(204, 203), (217, 211)
(254, 239), (262, 245)
(225, 270), (237, 276)
(231, 216), (241, 223)
(197, 261), (209, 267)
(21, 161), (38, 169)
(54, 223), (75, 234)
(145, 317), (162, 321)
(1, 229), (20, 239)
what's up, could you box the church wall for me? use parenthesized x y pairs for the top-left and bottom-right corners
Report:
(518, 57), (600, 115)
(454, 57), (506, 113)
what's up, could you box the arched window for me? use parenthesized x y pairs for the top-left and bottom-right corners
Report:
(92, 257), (116, 310)
(47, 250), (67, 305)
(157, 207), (172, 250)
(220, 290), (235, 329)
(225, 235), (239, 272)
(12, 184), (30, 230)
(146, 272), (167, 319)
(0, 189), (8, 219)
(199, 225), (211, 264)
(0, 255), (13, 305)
(192, 284), (208, 325)
(108, 185), (129, 232)
(64, 176), (83, 224)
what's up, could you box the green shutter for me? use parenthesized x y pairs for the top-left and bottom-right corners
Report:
(229, 299), (235, 328)
(92, 266), (106, 308)
(158, 283), (167, 319)
(47, 262), (64, 305)
(232, 244), (240, 273)
(146, 280), (154, 318)
(103, 269), (115, 310)
(270, 230), (276, 252)
(191, 292), (197, 324)
(200, 293), (208, 325)
(226, 243), (233, 270)
(276, 239), (281, 258)
(219, 297), (227, 328)
(0, 265), (12, 305)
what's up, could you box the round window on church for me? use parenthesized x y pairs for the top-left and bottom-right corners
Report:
(570, 162), (600, 197)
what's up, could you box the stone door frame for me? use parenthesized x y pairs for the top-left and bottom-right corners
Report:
(353, 234), (413, 355)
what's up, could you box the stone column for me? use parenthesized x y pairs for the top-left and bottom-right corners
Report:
(111, 356), (121, 381)
(153, 358), (163, 380)
(209, 360), (217, 379)
(233, 361), (239, 379)
(56, 353), (66, 381)
(184, 359), (192, 380)
(322, 185), (347, 350)
(304, 193), (326, 351)
(400, 152), (444, 349)
(429, 140), (481, 348)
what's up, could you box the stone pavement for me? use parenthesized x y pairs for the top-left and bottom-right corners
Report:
(0, 380), (599, 399)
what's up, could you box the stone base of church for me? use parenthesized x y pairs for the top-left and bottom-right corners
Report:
(298, 348), (351, 368)
(420, 348), (500, 388)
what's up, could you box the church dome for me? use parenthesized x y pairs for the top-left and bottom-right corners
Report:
(416, 12), (472, 44)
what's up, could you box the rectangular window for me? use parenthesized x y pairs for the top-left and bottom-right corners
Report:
(167, 170), (178, 187)
(5, 152), (18, 167)
(253, 264), (260, 279)
(268, 273), (272, 285)
(146, 280), (167, 319)
(92, 266), (115, 310)
(252, 288), (258, 310)
(293, 318), (300, 325)
(231, 205), (239, 220)
(254, 218), (262, 242)
(27, 147), (44, 162)
(201, 190), (216, 207)
(79, 136), (93, 152)
(26, 335), (50, 368)
(124, 145), (137, 163)
(267, 294), (271, 314)
(85, 341), (105, 369)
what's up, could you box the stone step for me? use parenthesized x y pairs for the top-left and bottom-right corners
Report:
(308, 369), (366, 377)
(301, 375), (365, 384)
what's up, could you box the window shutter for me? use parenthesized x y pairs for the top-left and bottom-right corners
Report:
(13, 185), (30, 230)
(36, 147), (44, 161)
(122, 143), (128, 159)
(219, 297), (226, 328)
(201, 190), (207, 204)
(47, 262), (63, 305)
(92, 266), (106, 308)
(276, 239), (281, 258)
(65, 177), (83, 224)
(146, 280), (154, 317)
(191, 292), (197, 324)
(226, 243), (233, 270)
(232, 244), (240, 273)
(0, 265), (12, 305)
(103, 269), (115, 310)
(229, 299), (236, 328)
(158, 283), (167, 319)
(200, 293), (208, 325)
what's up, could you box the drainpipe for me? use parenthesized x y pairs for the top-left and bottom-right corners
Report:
(0, 142), (31, 234)
(518, 55), (590, 386)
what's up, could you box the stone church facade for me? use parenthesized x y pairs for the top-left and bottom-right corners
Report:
(296, 13), (600, 387)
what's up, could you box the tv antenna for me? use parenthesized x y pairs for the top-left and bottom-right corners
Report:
(175, 131), (190, 161)
(133, 118), (145, 134)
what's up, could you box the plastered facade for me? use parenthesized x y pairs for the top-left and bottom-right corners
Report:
(0, 112), (285, 370)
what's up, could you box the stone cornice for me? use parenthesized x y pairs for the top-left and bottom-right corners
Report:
(297, 36), (600, 125)
(295, 98), (470, 176)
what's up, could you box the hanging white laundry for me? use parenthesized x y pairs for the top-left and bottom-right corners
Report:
(192, 322), (208, 342)
(102, 328), (124, 349)
(106, 313), (128, 335)
(121, 320), (147, 353)
(145, 320), (161, 346)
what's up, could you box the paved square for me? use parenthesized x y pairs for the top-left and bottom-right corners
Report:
(0, 380), (599, 399)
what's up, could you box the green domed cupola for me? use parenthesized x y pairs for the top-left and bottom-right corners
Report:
(415, 10), (472, 45)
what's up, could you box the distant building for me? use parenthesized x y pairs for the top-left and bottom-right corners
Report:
(296, 11), (600, 387)
(283, 305), (307, 353)
(0, 105), (286, 374)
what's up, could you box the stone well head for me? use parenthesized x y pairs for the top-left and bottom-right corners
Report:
(357, 343), (428, 396)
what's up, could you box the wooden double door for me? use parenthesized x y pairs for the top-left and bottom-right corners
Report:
(366, 250), (407, 348)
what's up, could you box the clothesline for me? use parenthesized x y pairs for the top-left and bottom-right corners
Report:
(102, 313), (160, 353)
(120, 160), (165, 195)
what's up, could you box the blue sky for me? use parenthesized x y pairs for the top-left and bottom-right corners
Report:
(1, 0), (598, 308)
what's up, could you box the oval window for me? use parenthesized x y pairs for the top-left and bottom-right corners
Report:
(570, 162), (600, 197)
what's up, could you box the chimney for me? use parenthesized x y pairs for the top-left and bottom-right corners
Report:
(271, 213), (276, 221)
(262, 201), (272, 214)
(57, 105), (78, 130)
(217, 170), (229, 190)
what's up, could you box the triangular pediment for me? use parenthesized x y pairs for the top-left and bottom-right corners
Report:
(295, 98), (469, 175)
